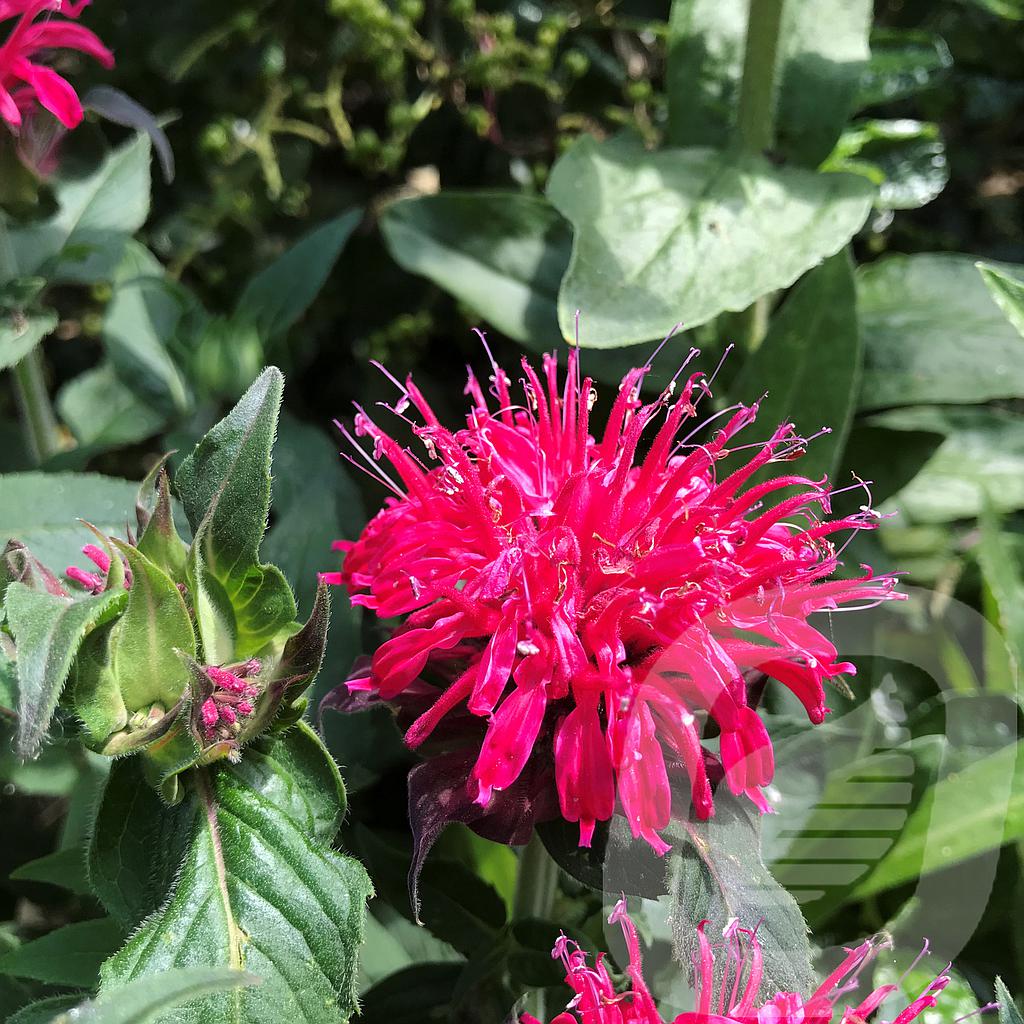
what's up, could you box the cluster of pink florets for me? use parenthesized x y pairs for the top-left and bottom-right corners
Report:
(526, 900), (951, 1024)
(199, 662), (260, 741)
(327, 342), (901, 852)
(66, 543), (130, 593)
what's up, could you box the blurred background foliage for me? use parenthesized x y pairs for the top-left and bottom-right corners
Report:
(2, 0), (1024, 1021)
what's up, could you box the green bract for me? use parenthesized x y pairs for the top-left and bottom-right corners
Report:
(2, 367), (329, 797)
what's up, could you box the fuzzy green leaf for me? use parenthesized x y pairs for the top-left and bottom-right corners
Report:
(98, 723), (371, 1024)
(546, 135), (874, 347)
(109, 542), (195, 711)
(51, 968), (259, 1024)
(667, 795), (814, 999)
(176, 367), (296, 660)
(6, 581), (127, 758)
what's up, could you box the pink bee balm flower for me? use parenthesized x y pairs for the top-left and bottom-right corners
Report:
(0, 0), (114, 132)
(326, 341), (899, 854)
(523, 900), (951, 1024)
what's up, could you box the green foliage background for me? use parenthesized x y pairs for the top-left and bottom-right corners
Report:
(2, 0), (1024, 1021)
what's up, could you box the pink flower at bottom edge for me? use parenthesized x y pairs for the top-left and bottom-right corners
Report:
(523, 900), (952, 1024)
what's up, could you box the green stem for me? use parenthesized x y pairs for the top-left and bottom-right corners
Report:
(734, 0), (788, 351)
(513, 832), (559, 921)
(514, 833), (559, 1020)
(12, 345), (61, 464)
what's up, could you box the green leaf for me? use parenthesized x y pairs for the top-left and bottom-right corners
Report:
(379, 193), (569, 347)
(853, 739), (1024, 898)
(59, 968), (259, 1024)
(977, 499), (1024, 672)
(874, 407), (1024, 523)
(666, 0), (872, 165)
(110, 542), (195, 712)
(264, 414), (363, 615)
(0, 918), (123, 987)
(959, 0), (1024, 18)
(10, 846), (92, 896)
(235, 211), (360, 343)
(825, 120), (948, 210)
(731, 251), (860, 481)
(98, 724), (371, 1024)
(8, 995), (83, 1024)
(667, 795), (813, 998)
(358, 963), (462, 1024)
(176, 367), (296, 661)
(874, 956), (979, 1024)
(136, 467), (189, 583)
(855, 30), (952, 108)
(546, 134), (874, 347)
(0, 310), (58, 372)
(102, 242), (192, 416)
(353, 825), (505, 959)
(57, 363), (167, 451)
(858, 254), (1024, 409)
(0, 472), (140, 572)
(88, 754), (195, 929)
(6, 580), (127, 758)
(978, 262), (1024, 338)
(996, 978), (1024, 1024)
(7, 135), (151, 284)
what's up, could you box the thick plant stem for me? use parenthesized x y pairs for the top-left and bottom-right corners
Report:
(514, 833), (559, 1020)
(736, 0), (787, 156)
(12, 346), (61, 464)
(734, 0), (788, 351)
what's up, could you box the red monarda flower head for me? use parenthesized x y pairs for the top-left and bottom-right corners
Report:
(524, 900), (951, 1024)
(326, 338), (899, 853)
(0, 0), (114, 132)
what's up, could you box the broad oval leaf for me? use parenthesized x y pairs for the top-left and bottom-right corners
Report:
(7, 134), (151, 285)
(0, 471), (140, 572)
(547, 134), (874, 348)
(97, 723), (371, 1024)
(858, 253), (1024, 409)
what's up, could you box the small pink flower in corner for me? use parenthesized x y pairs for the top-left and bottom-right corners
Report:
(0, 0), (114, 132)
(522, 899), (953, 1024)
